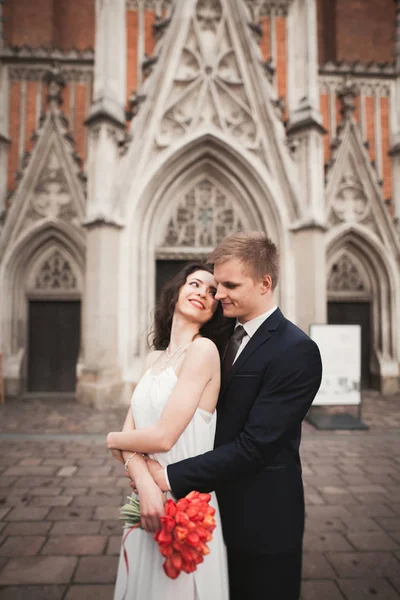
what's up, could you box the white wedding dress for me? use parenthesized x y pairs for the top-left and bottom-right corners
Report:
(113, 365), (229, 600)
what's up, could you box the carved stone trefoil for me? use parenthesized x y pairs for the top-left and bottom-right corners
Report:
(328, 254), (368, 293)
(332, 174), (369, 223)
(35, 250), (77, 291)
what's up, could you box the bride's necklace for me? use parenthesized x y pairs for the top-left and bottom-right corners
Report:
(165, 344), (184, 361)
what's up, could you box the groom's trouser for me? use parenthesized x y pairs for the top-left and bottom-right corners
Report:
(227, 546), (302, 600)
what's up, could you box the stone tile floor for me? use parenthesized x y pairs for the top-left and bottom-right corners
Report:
(0, 391), (399, 599)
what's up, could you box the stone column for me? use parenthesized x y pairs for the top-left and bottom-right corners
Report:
(286, 0), (327, 332)
(77, 0), (126, 409)
(290, 222), (327, 334)
(390, 0), (400, 220)
(287, 0), (326, 222)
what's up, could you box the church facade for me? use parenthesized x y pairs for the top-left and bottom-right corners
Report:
(0, 0), (399, 408)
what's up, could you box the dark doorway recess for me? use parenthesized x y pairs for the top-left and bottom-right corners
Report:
(155, 260), (192, 301)
(28, 300), (81, 393)
(327, 301), (371, 389)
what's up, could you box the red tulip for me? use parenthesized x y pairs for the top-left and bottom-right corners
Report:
(187, 532), (200, 547)
(163, 558), (180, 579)
(182, 560), (196, 573)
(175, 510), (189, 525)
(186, 491), (200, 501)
(198, 541), (210, 556)
(157, 529), (172, 544)
(176, 498), (190, 511)
(171, 551), (183, 571)
(164, 500), (177, 518)
(198, 493), (211, 503)
(160, 516), (175, 533)
(159, 543), (173, 558)
(174, 526), (188, 543)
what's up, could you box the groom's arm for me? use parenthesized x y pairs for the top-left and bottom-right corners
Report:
(165, 339), (322, 499)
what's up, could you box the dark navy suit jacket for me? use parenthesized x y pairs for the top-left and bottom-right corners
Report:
(167, 308), (322, 554)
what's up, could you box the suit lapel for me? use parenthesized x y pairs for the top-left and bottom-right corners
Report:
(220, 308), (284, 398)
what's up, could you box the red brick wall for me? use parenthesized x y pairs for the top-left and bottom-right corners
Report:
(381, 97), (392, 203)
(3, 0), (94, 49)
(7, 82), (21, 193)
(276, 16), (287, 112)
(4, 0), (54, 47)
(317, 0), (396, 64)
(54, 0), (95, 50)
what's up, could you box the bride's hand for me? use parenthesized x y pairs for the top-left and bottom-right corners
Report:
(136, 478), (166, 533)
(109, 447), (123, 463)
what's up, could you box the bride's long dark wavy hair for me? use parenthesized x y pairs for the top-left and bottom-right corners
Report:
(151, 262), (234, 355)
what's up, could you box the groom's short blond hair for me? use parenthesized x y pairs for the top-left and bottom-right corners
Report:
(208, 232), (280, 290)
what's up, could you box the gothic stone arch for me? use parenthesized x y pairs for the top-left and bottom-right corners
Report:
(121, 143), (287, 384)
(0, 224), (84, 397)
(327, 228), (399, 393)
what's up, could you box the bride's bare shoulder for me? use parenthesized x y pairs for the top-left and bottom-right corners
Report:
(187, 337), (220, 365)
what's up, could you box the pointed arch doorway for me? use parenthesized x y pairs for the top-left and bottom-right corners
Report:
(155, 176), (246, 301)
(25, 248), (83, 394)
(327, 252), (373, 389)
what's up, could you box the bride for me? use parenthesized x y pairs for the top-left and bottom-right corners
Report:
(107, 263), (231, 600)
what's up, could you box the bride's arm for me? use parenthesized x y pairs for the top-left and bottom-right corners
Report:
(106, 338), (219, 454)
(108, 351), (165, 532)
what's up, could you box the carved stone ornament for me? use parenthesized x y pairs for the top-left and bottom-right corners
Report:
(30, 152), (77, 221)
(328, 253), (368, 293)
(337, 76), (359, 121)
(158, 0), (258, 149)
(44, 63), (66, 107)
(162, 178), (243, 247)
(332, 175), (369, 223)
(35, 250), (77, 291)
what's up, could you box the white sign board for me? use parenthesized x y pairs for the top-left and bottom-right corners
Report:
(310, 324), (361, 406)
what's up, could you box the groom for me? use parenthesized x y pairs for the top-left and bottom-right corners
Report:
(144, 233), (322, 599)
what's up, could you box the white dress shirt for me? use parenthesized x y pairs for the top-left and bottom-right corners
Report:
(233, 305), (278, 363)
(164, 305), (278, 491)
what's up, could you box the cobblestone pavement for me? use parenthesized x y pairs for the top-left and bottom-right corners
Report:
(0, 392), (399, 599)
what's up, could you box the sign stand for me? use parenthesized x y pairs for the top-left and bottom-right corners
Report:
(308, 324), (368, 430)
(0, 353), (4, 405)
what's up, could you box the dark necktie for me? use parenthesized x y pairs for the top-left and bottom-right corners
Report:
(222, 325), (247, 376)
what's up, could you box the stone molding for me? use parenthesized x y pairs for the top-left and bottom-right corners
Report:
(245, 0), (293, 18)
(126, 0), (173, 10)
(320, 61), (396, 78)
(319, 76), (392, 97)
(1, 46), (94, 62)
(8, 65), (93, 84)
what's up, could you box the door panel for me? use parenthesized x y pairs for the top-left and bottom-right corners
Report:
(155, 260), (190, 301)
(28, 301), (81, 392)
(327, 302), (371, 389)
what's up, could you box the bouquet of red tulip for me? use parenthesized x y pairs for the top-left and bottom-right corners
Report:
(120, 490), (216, 579)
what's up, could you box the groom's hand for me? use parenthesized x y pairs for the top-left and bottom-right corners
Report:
(145, 458), (169, 492)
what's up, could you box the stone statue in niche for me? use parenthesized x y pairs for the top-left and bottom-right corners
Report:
(31, 153), (76, 221)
